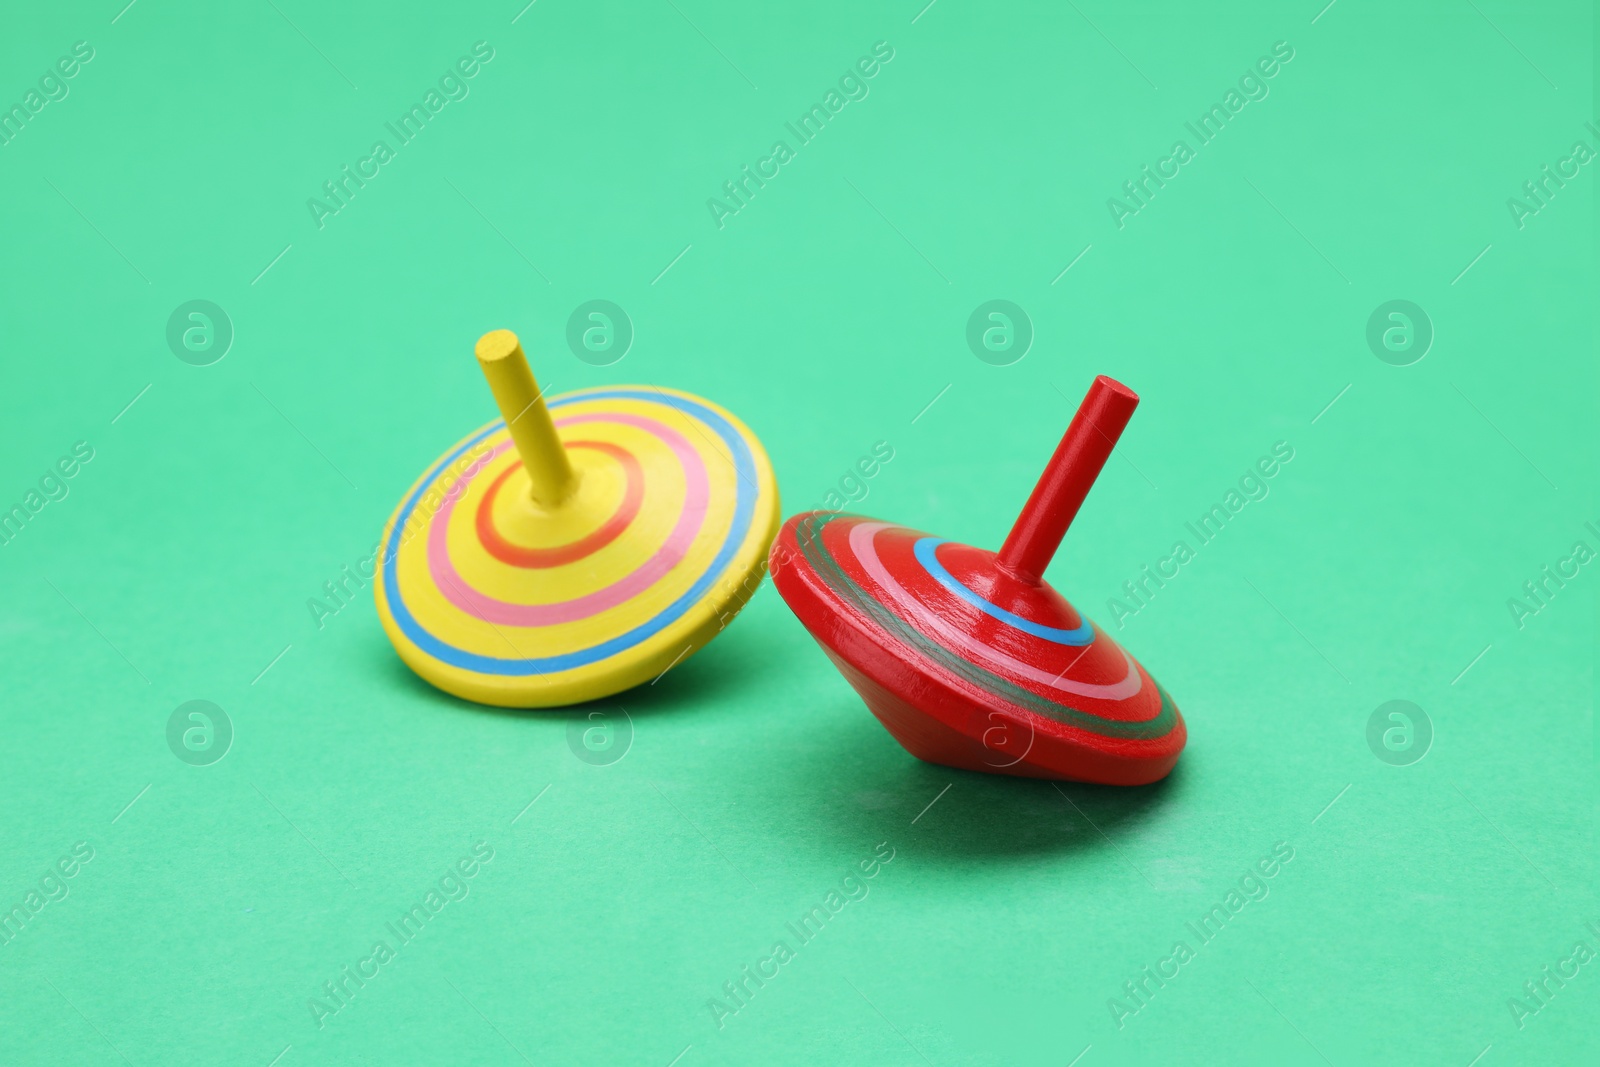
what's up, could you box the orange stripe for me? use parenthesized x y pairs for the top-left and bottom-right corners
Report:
(476, 441), (645, 567)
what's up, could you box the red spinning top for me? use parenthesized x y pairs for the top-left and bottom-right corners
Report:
(770, 376), (1185, 785)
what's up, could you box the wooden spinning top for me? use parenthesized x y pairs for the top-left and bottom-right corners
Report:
(770, 376), (1185, 784)
(376, 329), (781, 707)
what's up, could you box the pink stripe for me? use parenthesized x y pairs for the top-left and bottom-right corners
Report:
(427, 413), (709, 626)
(847, 521), (1143, 701)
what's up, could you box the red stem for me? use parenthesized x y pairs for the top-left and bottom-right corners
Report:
(995, 375), (1139, 585)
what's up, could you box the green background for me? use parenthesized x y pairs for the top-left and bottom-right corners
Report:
(1, 1), (1594, 1064)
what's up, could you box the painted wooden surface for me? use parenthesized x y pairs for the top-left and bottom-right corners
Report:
(377, 330), (780, 707)
(771, 376), (1186, 784)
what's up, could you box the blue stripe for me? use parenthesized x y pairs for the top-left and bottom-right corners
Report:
(912, 537), (1093, 645)
(382, 390), (755, 676)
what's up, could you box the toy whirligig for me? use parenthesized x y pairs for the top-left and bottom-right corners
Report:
(377, 329), (780, 707)
(770, 376), (1185, 785)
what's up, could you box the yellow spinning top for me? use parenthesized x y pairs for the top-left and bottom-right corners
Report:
(375, 329), (780, 707)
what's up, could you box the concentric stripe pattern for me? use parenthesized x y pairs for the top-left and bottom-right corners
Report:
(381, 388), (763, 680)
(793, 512), (1178, 740)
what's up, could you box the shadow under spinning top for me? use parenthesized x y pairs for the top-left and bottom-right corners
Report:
(376, 329), (780, 707)
(770, 376), (1186, 785)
